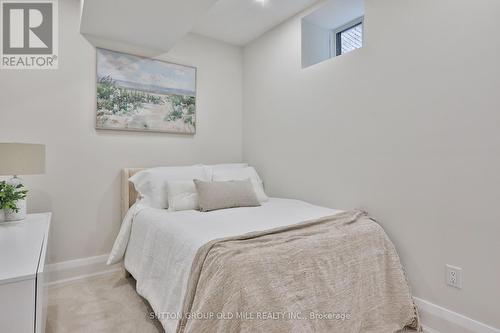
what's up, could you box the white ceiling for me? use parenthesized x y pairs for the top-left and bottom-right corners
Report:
(192, 0), (321, 46)
(80, 0), (324, 52)
(80, 0), (219, 52)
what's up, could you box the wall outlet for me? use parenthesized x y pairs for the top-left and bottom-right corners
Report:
(446, 264), (463, 289)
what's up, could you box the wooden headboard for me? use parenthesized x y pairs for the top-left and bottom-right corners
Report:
(121, 168), (145, 218)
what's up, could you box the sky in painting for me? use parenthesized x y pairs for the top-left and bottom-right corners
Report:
(97, 48), (196, 94)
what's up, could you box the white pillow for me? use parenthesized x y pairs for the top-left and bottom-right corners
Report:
(204, 163), (248, 180)
(129, 166), (209, 209)
(208, 163), (248, 170)
(212, 166), (268, 203)
(166, 180), (198, 211)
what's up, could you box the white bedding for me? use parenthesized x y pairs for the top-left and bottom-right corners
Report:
(108, 198), (339, 332)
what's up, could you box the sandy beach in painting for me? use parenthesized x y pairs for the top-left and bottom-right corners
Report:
(96, 91), (195, 133)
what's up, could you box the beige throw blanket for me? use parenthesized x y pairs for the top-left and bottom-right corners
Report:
(177, 211), (420, 333)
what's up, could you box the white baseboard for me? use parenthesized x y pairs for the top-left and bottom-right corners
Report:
(414, 297), (500, 333)
(46, 254), (122, 286)
(46, 255), (499, 333)
(422, 325), (440, 333)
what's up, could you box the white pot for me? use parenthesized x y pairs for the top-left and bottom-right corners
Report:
(4, 199), (27, 222)
(0, 209), (5, 223)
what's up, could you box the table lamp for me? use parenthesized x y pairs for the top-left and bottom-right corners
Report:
(0, 143), (45, 221)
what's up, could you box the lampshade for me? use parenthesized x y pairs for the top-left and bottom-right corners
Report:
(0, 143), (45, 175)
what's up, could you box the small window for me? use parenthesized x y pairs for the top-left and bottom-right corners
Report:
(301, 0), (364, 68)
(335, 20), (363, 56)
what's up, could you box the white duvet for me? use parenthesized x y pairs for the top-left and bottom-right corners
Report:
(108, 198), (339, 332)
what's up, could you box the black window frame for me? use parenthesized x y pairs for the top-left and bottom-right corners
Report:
(333, 17), (364, 57)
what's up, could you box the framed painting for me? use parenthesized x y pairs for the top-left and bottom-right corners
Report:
(96, 48), (196, 134)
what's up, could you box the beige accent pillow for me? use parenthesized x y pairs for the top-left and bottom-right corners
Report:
(194, 179), (261, 212)
(211, 166), (269, 203)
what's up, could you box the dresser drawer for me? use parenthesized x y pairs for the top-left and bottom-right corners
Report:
(0, 213), (51, 333)
(0, 278), (36, 332)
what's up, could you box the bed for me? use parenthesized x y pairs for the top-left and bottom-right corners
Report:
(109, 168), (420, 333)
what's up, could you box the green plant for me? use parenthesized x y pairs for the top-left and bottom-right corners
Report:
(0, 181), (28, 212)
(165, 95), (196, 127)
(97, 75), (164, 115)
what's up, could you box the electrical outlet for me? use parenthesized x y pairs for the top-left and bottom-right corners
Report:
(446, 264), (462, 289)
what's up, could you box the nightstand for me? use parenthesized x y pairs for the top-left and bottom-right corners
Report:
(0, 213), (51, 333)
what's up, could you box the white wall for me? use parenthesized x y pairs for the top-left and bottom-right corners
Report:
(303, 0), (364, 30)
(243, 0), (500, 328)
(301, 19), (330, 68)
(0, 0), (243, 263)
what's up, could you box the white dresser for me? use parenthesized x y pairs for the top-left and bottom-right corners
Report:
(0, 213), (51, 333)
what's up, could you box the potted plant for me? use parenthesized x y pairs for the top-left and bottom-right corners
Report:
(0, 181), (28, 222)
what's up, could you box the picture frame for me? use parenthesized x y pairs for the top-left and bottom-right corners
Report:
(95, 48), (197, 134)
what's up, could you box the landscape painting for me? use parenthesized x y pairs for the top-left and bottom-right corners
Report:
(96, 48), (196, 134)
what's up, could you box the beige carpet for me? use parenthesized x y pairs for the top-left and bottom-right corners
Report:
(47, 271), (422, 333)
(46, 271), (163, 333)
